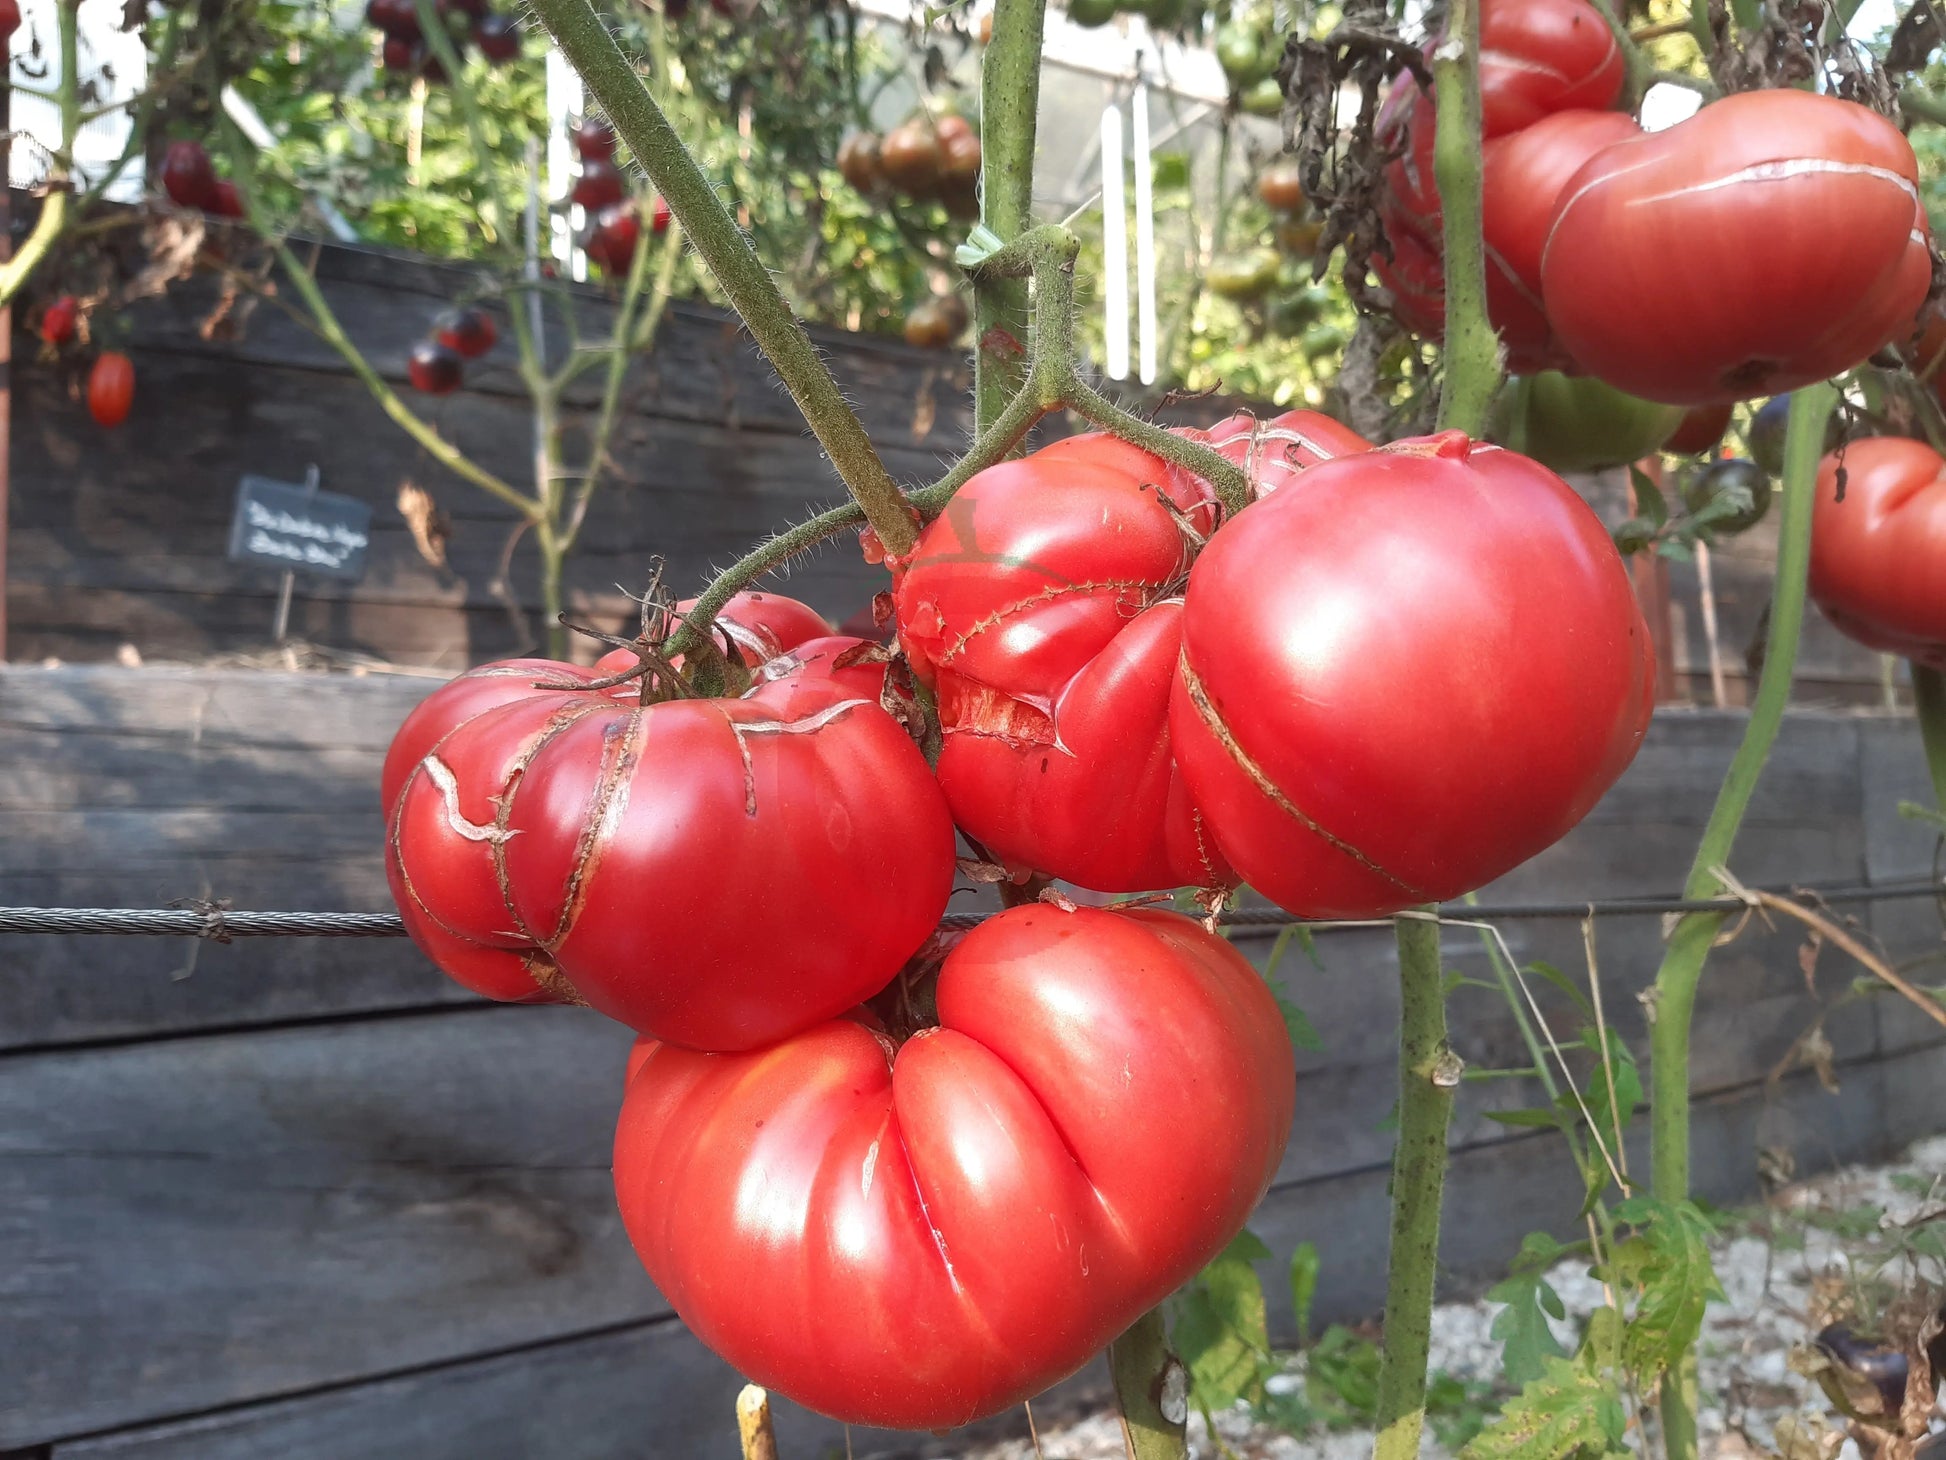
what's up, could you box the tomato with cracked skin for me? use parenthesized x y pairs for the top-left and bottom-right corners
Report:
(591, 591), (835, 681)
(384, 658), (955, 1050)
(1474, 0), (1623, 136)
(1542, 90), (1929, 405)
(893, 412), (1365, 892)
(1809, 438), (1946, 670)
(613, 903), (1296, 1429)
(1172, 431), (1654, 918)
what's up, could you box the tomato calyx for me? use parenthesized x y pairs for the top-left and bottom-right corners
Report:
(554, 580), (749, 706)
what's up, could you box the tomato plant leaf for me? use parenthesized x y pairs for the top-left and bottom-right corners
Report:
(1526, 961), (1593, 1020)
(1602, 1198), (1725, 1385)
(1578, 1026), (1642, 1158)
(1458, 1357), (1631, 1460)
(1173, 1230), (1276, 1410)
(1486, 1269), (1569, 1386)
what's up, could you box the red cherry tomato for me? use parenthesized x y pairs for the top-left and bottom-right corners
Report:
(366, 0), (421, 36)
(1543, 91), (1929, 405)
(88, 352), (136, 429)
(206, 179), (245, 220)
(571, 159), (627, 212)
(40, 295), (77, 347)
(1172, 432), (1654, 918)
(386, 659), (955, 1051)
(592, 591), (834, 681)
(407, 340), (463, 395)
(434, 305), (497, 360)
(476, 13), (520, 61)
(584, 204), (642, 274)
(649, 196), (673, 235)
(381, 35), (417, 70)
(1808, 438), (1946, 669)
(613, 903), (1296, 1429)
(571, 117), (618, 162)
(0, 0), (19, 44)
(160, 141), (217, 211)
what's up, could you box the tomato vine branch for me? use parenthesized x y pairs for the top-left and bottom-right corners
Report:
(1428, 0), (1502, 438)
(1109, 1309), (1189, 1460)
(1645, 379), (1835, 1460)
(0, 0), (81, 312)
(1371, 909), (1459, 1460)
(974, 0), (1049, 436)
(527, 0), (919, 559)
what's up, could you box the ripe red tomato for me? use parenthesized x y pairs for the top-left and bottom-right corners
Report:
(476, 13), (520, 61)
(1173, 432), (1654, 918)
(584, 203), (642, 274)
(571, 117), (618, 162)
(160, 141), (217, 211)
(1257, 160), (1306, 213)
(386, 661), (955, 1050)
(879, 120), (943, 198)
(407, 340), (463, 394)
(88, 352), (136, 429)
(1475, 0), (1623, 136)
(435, 305), (497, 360)
(1543, 91), (1929, 405)
(649, 196), (672, 235)
(591, 591), (835, 680)
(837, 131), (884, 193)
(206, 179), (245, 220)
(570, 159), (626, 212)
(1202, 408), (1372, 495)
(381, 35), (417, 70)
(1808, 437), (1946, 669)
(1664, 402), (1735, 457)
(40, 295), (77, 347)
(613, 903), (1296, 1429)
(367, 0), (421, 35)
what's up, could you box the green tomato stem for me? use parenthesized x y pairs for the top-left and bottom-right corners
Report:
(975, 0), (1049, 438)
(528, 0), (917, 558)
(1372, 909), (1457, 1460)
(1429, 0), (1502, 438)
(1646, 380), (1835, 1460)
(0, 0), (81, 310)
(1913, 665), (1946, 812)
(1109, 1308), (1190, 1460)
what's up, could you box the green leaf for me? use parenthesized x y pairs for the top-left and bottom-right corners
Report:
(1629, 465), (1668, 527)
(1173, 1230), (1275, 1410)
(1485, 1272), (1569, 1386)
(1152, 150), (1193, 190)
(1459, 1357), (1631, 1460)
(1260, 935), (1325, 1052)
(1579, 1028), (1642, 1157)
(1602, 1198), (1725, 1385)
(1898, 799), (1946, 829)
(1289, 1241), (1320, 1346)
(1527, 962), (1594, 1020)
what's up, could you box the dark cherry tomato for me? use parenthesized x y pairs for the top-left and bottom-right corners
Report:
(420, 49), (449, 84)
(571, 117), (618, 162)
(435, 306), (497, 360)
(1208, 247), (1281, 302)
(1664, 402), (1735, 457)
(475, 13), (520, 61)
(1813, 1324), (1911, 1417)
(382, 35), (417, 70)
(40, 295), (78, 347)
(407, 340), (464, 395)
(1257, 160), (1305, 213)
(936, 114), (981, 187)
(903, 297), (965, 349)
(584, 204), (642, 274)
(571, 159), (627, 212)
(160, 141), (218, 211)
(88, 352), (136, 429)
(206, 179), (245, 220)
(837, 131), (884, 193)
(879, 120), (943, 198)
(367, 0), (421, 38)
(1681, 457), (1771, 534)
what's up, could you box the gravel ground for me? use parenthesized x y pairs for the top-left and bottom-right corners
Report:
(944, 1135), (1946, 1460)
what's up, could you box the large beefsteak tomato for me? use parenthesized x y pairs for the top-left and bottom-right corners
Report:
(1542, 90), (1929, 405)
(1808, 438), (1946, 669)
(893, 412), (1367, 892)
(386, 660), (955, 1050)
(1173, 432), (1654, 917)
(613, 904), (1297, 1429)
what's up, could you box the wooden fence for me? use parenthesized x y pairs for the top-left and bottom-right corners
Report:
(4, 234), (1900, 703)
(1, 664), (1940, 1458)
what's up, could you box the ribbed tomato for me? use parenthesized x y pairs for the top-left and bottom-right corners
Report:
(385, 660), (955, 1050)
(613, 904), (1296, 1429)
(1542, 91), (1929, 405)
(1474, 0), (1623, 136)
(1173, 432), (1654, 917)
(1808, 438), (1946, 669)
(893, 411), (1366, 892)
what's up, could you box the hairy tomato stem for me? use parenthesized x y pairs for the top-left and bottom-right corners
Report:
(975, 0), (1049, 437)
(1429, 0), (1502, 438)
(1110, 1307), (1189, 1460)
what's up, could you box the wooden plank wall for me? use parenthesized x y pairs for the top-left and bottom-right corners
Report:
(6, 235), (1894, 700)
(0, 664), (1940, 1458)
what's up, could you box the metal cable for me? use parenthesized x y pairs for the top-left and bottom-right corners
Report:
(0, 878), (1936, 942)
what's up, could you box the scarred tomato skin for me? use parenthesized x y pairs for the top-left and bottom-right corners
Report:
(591, 591), (835, 679)
(1542, 91), (1929, 405)
(386, 661), (955, 1051)
(1808, 438), (1946, 669)
(613, 903), (1296, 1430)
(1172, 432), (1654, 918)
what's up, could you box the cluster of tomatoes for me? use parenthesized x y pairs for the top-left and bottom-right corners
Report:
(1379, 0), (1927, 412)
(37, 297), (136, 430)
(1207, 160), (1341, 360)
(569, 118), (673, 277)
(405, 305), (499, 396)
(363, 0), (522, 81)
(1215, 6), (1287, 117)
(382, 406), (1655, 1425)
(839, 113), (983, 222)
(159, 141), (245, 220)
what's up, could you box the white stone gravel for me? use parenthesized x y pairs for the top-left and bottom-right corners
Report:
(939, 1136), (1946, 1460)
